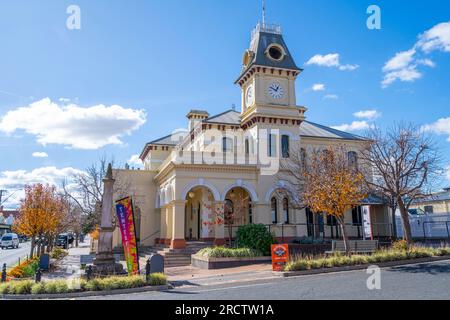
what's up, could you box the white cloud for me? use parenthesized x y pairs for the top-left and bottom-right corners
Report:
(312, 83), (325, 91)
(32, 152), (49, 158)
(128, 154), (143, 167)
(382, 21), (450, 87)
(305, 53), (359, 71)
(417, 22), (450, 53)
(383, 49), (416, 72)
(332, 121), (373, 132)
(323, 94), (339, 100)
(382, 66), (422, 88)
(353, 110), (381, 120)
(0, 167), (84, 209)
(0, 98), (147, 150)
(422, 117), (450, 141)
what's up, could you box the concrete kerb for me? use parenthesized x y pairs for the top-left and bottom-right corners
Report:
(277, 255), (450, 277)
(1, 284), (173, 300)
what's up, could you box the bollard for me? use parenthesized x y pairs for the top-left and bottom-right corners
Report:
(1, 264), (6, 283)
(86, 265), (93, 281)
(35, 269), (42, 283)
(145, 258), (151, 279)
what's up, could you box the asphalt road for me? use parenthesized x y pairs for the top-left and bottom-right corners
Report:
(80, 260), (450, 300)
(0, 242), (31, 269)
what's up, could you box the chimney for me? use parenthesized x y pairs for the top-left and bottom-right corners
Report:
(187, 110), (209, 132)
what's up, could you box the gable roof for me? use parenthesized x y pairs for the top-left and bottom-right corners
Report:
(299, 121), (367, 141)
(204, 110), (241, 125)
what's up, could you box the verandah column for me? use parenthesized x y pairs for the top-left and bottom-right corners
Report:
(213, 201), (226, 246)
(171, 200), (187, 249)
(159, 206), (167, 245)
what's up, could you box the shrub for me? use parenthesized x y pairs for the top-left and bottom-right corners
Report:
(51, 248), (68, 260)
(197, 246), (262, 258)
(84, 275), (146, 291)
(44, 280), (69, 294)
(31, 283), (46, 295)
(236, 224), (276, 256)
(148, 273), (167, 286)
(7, 258), (39, 279)
(0, 282), (12, 294)
(392, 240), (409, 251)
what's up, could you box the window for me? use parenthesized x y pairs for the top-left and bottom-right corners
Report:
(248, 200), (253, 224)
(424, 206), (434, 214)
(267, 45), (285, 61)
(327, 215), (337, 226)
(281, 135), (290, 158)
(352, 206), (363, 225)
(245, 138), (250, 155)
(348, 151), (358, 171)
(271, 198), (278, 224)
(283, 198), (289, 223)
(300, 148), (307, 171)
(222, 137), (233, 153)
(268, 134), (277, 157)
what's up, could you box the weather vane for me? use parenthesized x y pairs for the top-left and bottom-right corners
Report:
(262, 0), (266, 26)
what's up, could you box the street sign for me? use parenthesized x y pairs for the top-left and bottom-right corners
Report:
(271, 244), (289, 272)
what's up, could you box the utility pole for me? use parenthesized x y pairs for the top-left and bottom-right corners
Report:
(0, 190), (7, 207)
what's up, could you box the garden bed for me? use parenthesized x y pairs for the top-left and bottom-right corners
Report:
(192, 255), (271, 270)
(0, 273), (167, 297)
(193, 247), (271, 269)
(283, 246), (450, 273)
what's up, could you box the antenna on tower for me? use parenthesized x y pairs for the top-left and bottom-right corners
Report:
(262, 0), (266, 26)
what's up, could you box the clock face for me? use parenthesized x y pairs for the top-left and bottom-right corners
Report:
(246, 85), (254, 106)
(268, 82), (285, 100)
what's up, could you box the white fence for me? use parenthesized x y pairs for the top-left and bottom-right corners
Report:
(396, 212), (450, 239)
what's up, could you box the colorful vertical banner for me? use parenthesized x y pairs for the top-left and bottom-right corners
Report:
(115, 197), (140, 275)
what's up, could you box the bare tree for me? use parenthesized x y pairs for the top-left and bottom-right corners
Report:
(360, 123), (443, 244)
(62, 156), (138, 234)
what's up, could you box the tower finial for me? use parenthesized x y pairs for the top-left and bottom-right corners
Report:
(262, 0), (266, 26)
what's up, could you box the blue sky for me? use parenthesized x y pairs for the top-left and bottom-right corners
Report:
(1, 0), (450, 208)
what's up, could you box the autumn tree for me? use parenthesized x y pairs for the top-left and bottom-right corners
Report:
(14, 184), (65, 258)
(279, 146), (367, 253)
(360, 123), (442, 244)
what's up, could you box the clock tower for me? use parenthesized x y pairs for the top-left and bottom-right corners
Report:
(235, 23), (306, 130)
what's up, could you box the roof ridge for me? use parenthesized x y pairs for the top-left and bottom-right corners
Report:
(303, 121), (367, 141)
(205, 109), (240, 122)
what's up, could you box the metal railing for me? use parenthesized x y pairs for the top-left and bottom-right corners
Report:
(422, 221), (450, 240)
(223, 222), (394, 244)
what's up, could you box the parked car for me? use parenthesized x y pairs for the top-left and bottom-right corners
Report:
(56, 233), (74, 249)
(1, 233), (20, 249)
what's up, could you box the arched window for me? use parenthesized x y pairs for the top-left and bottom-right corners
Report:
(222, 137), (233, 153)
(271, 197), (278, 224)
(348, 151), (358, 171)
(283, 198), (289, 224)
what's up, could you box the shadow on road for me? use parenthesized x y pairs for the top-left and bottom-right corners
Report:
(170, 280), (201, 288)
(390, 262), (450, 275)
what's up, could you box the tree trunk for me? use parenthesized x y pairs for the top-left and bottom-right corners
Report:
(75, 233), (79, 247)
(338, 218), (351, 255)
(397, 196), (413, 244)
(30, 236), (36, 259)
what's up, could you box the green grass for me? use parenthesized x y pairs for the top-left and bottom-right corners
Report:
(285, 246), (450, 272)
(197, 246), (263, 258)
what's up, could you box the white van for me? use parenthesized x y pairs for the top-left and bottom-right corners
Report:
(1, 233), (20, 249)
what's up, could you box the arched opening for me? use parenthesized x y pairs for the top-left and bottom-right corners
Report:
(185, 187), (215, 241)
(223, 188), (252, 243)
(271, 198), (278, 224)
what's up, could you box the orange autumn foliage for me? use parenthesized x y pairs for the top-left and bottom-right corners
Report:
(13, 184), (66, 247)
(302, 146), (367, 252)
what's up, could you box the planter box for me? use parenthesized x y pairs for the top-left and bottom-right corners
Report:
(192, 255), (271, 270)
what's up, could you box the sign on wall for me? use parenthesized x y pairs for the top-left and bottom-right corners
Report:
(271, 244), (290, 272)
(115, 197), (140, 275)
(361, 205), (373, 240)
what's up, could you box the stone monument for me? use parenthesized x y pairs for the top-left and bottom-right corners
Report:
(93, 163), (124, 275)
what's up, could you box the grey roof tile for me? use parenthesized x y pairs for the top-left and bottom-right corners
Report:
(300, 121), (367, 141)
